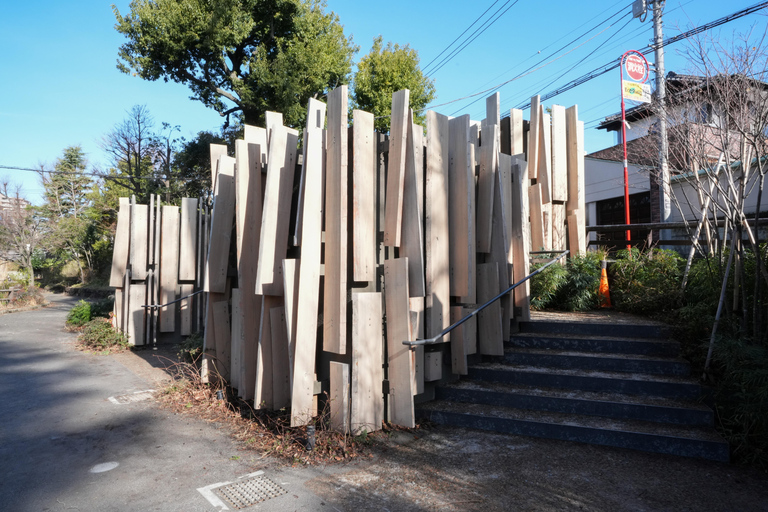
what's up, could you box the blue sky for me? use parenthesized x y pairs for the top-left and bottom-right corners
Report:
(1, 0), (764, 204)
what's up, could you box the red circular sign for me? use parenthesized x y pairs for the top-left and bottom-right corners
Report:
(625, 54), (648, 82)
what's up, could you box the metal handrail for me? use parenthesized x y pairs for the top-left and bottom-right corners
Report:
(141, 289), (205, 309)
(403, 249), (569, 347)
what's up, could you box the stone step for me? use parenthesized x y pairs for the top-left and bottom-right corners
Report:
(435, 380), (714, 426)
(416, 400), (729, 462)
(518, 320), (670, 339)
(468, 363), (702, 399)
(509, 332), (680, 357)
(503, 348), (690, 376)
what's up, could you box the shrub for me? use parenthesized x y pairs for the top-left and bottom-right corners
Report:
(179, 331), (204, 365)
(551, 252), (603, 311)
(90, 296), (115, 319)
(609, 248), (683, 315)
(78, 318), (130, 352)
(5, 286), (46, 308)
(66, 300), (92, 327)
(529, 260), (567, 310)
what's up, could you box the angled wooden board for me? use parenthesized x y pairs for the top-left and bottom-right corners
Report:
(529, 183), (545, 252)
(294, 100), (326, 247)
(543, 202), (552, 250)
(127, 283), (146, 346)
(254, 125), (299, 296)
(210, 144), (228, 191)
(425, 111), (451, 341)
(213, 299), (231, 382)
(566, 105), (584, 215)
(528, 95), (541, 180)
(477, 263), (504, 356)
(323, 85), (348, 354)
(408, 296), (425, 395)
(489, 169), (511, 341)
(568, 209), (586, 256)
(449, 306), (468, 375)
(486, 92), (501, 127)
(159, 205), (180, 332)
(205, 155), (236, 293)
(330, 361), (350, 433)
(179, 283), (194, 336)
(350, 292), (384, 434)
(477, 122), (498, 253)
(129, 204), (148, 281)
(255, 294), (282, 410)
(110, 197), (130, 287)
(281, 258), (298, 390)
(509, 109), (524, 156)
(384, 89), (409, 247)
(270, 305), (291, 410)
(551, 105), (568, 202)
(352, 109), (376, 282)
(499, 154), (514, 264)
(553, 203), (567, 251)
(179, 198), (198, 281)
(401, 112), (426, 297)
(448, 115), (474, 299)
(511, 159), (531, 320)
(538, 111), (552, 204)
(291, 124), (325, 427)
(384, 258), (415, 428)
(230, 288), (243, 393)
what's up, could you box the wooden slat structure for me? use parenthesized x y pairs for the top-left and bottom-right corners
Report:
(108, 87), (587, 433)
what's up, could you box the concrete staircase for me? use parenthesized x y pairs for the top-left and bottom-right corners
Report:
(417, 318), (730, 462)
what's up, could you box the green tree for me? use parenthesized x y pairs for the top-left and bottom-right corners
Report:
(113, 0), (357, 129)
(352, 36), (436, 132)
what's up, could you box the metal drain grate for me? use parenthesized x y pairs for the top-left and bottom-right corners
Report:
(213, 475), (287, 509)
(108, 389), (156, 404)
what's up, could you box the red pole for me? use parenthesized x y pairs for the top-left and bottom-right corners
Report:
(620, 52), (631, 251)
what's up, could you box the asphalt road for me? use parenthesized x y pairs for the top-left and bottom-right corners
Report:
(0, 294), (342, 512)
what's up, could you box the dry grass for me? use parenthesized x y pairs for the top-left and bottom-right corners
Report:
(155, 355), (425, 465)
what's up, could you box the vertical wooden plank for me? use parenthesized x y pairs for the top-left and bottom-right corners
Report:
(568, 209), (587, 256)
(179, 198), (198, 281)
(230, 288), (243, 393)
(294, 101), (326, 247)
(238, 128), (267, 401)
(323, 85), (348, 354)
(255, 295), (282, 409)
(424, 352), (442, 382)
(384, 258), (415, 428)
(129, 204), (148, 281)
(110, 197), (130, 287)
(477, 263), (504, 356)
(265, 111), (283, 137)
(486, 92), (501, 127)
(408, 296), (425, 395)
(448, 115), (474, 298)
(384, 89), (409, 247)
(499, 154), (514, 264)
(401, 111), (426, 297)
(204, 156), (236, 293)
(551, 105), (568, 202)
(270, 305), (291, 410)
(566, 105), (584, 215)
(553, 203), (567, 251)
(281, 259), (298, 390)
(538, 111), (552, 204)
(464, 306), (478, 355)
(449, 306), (467, 375)
(113, 288), (124, 333)
(351, 292), (384, 434)
(489, 170), (511, 341)
(127, 283), (146, 346)
(291, 122), (325, 427)
(212, 300), (231, 382)
(425, 111), (451, 343)
(352, 109), (376, 282)
(528, 95), (541, 179)
(330, 361), (350, 433)
(180, 283), (194, 336)
(529, 183), (545, 252)
(511, 159), (531, 320)
(543, 202), (552, 250)
(160, 205), (180, 332)
(510, 109), (524, 155)
(210, 144), (227, 191)
(254, 126), (299, 296)
(477, 123), (498, 253)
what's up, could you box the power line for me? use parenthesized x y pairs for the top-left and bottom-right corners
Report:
(0, 164), (183, 182)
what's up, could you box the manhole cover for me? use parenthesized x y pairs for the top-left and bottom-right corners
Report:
(213, 475), (287, 509)
(108, 389), (156, 404)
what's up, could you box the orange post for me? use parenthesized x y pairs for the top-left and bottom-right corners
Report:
(598, 259), (611, 308)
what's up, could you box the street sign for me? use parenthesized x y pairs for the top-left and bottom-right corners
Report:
(624, 53), (648, 82)
(622, 80), (651, 103)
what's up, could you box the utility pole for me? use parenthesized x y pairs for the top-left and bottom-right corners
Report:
(653, 1), (671, 226)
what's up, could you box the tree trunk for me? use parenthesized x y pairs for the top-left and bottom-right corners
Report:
(704, 230), (738, 377)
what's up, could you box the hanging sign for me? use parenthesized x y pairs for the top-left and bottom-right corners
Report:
(622, 80), (651, 103)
